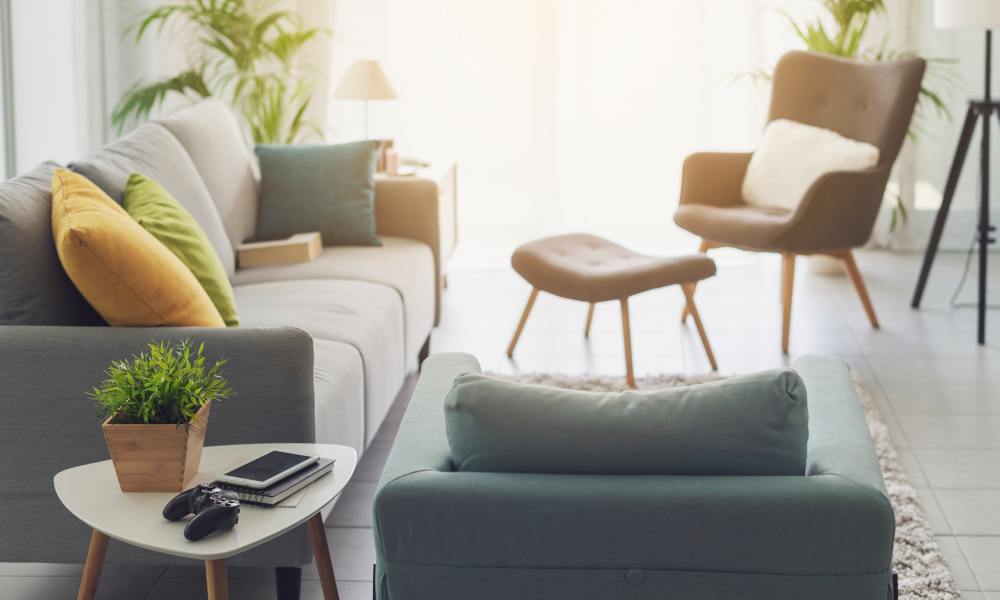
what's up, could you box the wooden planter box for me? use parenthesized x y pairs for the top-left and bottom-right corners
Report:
(101, 400), (211, 493)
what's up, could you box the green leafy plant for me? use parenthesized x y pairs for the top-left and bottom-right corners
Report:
(90, 338), (233, 432)
(111, 0), (329, 144)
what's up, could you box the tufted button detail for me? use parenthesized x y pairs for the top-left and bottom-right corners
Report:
(626, 570), (644, 584)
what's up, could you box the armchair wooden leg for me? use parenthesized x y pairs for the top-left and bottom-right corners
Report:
(205, 559), (228, 600)
(507, 288), (539, 357)
(833, 250), (880, 329)
(682, 238), (714, 323)
(584, 302), (595, 337)
(681, 284), (717, 371)
(621, 297), (636, 389)
(781, 252), (796, 354)
(77, 529), (109, 600)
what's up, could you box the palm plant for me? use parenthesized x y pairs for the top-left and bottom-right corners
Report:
(111, 0), (329, 144)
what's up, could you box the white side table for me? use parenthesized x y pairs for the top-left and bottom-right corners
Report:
(54, 443), (357, 600)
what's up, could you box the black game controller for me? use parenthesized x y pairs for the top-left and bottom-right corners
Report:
(163, 485), (240, 541)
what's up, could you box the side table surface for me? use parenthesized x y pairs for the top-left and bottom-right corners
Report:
(54, 443), (357, 561)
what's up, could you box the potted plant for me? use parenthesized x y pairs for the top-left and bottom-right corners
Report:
(90, 337), (233, 492)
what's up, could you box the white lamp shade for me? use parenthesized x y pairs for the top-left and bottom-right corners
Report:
(333, 60), (398, 100)
(935, 0), (1000, 29)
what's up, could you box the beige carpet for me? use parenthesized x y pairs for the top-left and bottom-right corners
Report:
(490, 372), (961, 600)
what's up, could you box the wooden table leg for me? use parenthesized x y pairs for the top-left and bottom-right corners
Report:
(205, 558), (228, 600)
(77, 529), (109, 600)
(308, 513), (341, 600)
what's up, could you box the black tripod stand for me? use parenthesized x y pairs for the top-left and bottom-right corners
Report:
(912, 30), (997, 345)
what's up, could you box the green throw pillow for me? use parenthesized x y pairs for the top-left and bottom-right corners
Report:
(123, 173), (239, 327)
(254, 141), (382, 246)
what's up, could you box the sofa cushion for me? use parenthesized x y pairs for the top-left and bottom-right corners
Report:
(68, 122), (236, 279)
(51, 169), (225, 328)
(445, 369), (809, 476)
(157, 100), (260, 253)
(0, 161), (104, 326)
(124, 173), (239, 327)
(232, 236), (434, 370)
(234, 279), (405, 446)
(313, 338), (365, 455)
(255, 141), (382, 246)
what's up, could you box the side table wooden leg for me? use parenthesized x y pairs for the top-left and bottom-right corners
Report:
(205, 558), (228, 600)
(77, 529), (109, 600)
(308, 513), (341, 600)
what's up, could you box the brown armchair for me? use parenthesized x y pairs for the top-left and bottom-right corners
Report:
(674, 51), (925, 352)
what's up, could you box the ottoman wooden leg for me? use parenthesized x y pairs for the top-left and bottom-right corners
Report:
(681, 284), (718, 371)
(621, 298), (635, 388)
(584, 302), (595, 337)
(681, 239), (715, 323)
(77, 529), (109, 600)
(507, 288), (539, 357)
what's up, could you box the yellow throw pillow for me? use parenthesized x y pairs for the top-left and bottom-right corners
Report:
(51, 169), (225, 327)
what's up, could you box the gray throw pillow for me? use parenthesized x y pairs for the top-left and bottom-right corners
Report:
(68, 122), (236, 279)
(445, 369), (809, 476)
(0, 161), (104, 326)
(255, 141), (382, 246)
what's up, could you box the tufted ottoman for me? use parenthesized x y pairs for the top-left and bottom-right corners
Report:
(507, 234), (718, 387)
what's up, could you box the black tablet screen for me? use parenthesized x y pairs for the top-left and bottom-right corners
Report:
(224, 451), (312, 483)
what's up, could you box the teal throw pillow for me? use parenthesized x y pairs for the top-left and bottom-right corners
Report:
(445, 369), (809, 476)
(255, 141), (382, 246)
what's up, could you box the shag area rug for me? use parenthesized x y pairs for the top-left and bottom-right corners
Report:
(490, 372), (961, 600)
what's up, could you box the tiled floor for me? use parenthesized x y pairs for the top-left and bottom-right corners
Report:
(4, 248), (1000, 598)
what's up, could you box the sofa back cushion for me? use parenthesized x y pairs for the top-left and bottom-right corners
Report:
(157, 99), (260, 253)
(68, 122), (235, 279)
(445, 370), (809, 476)
(0, 161), (105, 326)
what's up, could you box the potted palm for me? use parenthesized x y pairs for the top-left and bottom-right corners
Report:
(91, 338), (233, 492)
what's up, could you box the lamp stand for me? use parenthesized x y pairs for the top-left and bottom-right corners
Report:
(912, 29), (998, 345)
(364, 99), (369, 140)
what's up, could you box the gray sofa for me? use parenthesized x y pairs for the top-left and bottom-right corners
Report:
(0, 100), (449, 572)
(374, 353), (896, 600)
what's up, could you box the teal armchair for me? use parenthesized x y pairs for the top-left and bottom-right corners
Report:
(373, 353), (895, 600)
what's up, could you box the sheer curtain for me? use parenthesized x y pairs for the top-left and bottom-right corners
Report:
(327, 0), (825, 267)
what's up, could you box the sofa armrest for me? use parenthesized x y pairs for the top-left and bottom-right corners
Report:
(0, 326), (316, 497)
(678, 152), (752, 208)
(795, 354), (889, 498)
(375, 163), (457, 325)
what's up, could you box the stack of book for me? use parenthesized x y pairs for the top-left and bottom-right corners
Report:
(211, 458), (335, 506)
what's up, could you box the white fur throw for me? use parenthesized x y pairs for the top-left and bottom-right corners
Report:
(741, 119), (880, 212)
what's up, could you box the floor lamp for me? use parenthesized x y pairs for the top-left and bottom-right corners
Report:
(912, 0), (1000, 345)
(332, 60), (398, 140)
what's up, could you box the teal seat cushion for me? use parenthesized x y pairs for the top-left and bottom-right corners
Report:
(255, 141), (382, 247)
(445, 370), (809, 476)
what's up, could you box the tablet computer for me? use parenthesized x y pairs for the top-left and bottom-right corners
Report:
(215, 450), (320, 489)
